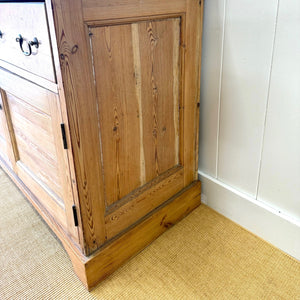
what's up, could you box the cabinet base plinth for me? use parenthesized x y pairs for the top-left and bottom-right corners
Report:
(1, 157), (201, 291)
(67, 181), (201, 290)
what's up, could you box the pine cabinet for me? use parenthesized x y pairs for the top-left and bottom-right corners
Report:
(0, 0), (203, 290)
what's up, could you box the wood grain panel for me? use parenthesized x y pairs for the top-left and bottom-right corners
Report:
(138, 18), (180, 181)
(105, 167), (184, 239)
(17, 161), (67, 227)
(0, 69), (50, 114)
(83, 0), (185, 22)
(7, 94), (57, 158)
(183, 0), (203, 185)
(0, 89), (18, 171)
(6, 92), (63, 199)
(90, 18), (181, 206)
(0, 94), (7, 146)
(90, 24), (142, 206)
(52, 0), (107, 254)
(44, 0), (82, 246)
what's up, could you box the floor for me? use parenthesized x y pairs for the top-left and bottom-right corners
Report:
(0, 167), (299, 299)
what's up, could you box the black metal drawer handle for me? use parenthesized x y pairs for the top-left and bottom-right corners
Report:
(16, 34), (39, 56)
(0, 30), (3, 39)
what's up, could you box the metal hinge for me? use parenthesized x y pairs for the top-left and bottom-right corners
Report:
(60, 123), (68, 149)
(72, 205), (79, 227)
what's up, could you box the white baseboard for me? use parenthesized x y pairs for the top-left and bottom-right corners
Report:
(198, 171), (300, 261)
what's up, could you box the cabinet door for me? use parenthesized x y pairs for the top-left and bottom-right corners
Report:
(54, 0), (202, 253)
(0, 69), (78, 242)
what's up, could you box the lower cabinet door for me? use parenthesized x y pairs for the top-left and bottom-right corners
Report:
(0, 69), (78, 241)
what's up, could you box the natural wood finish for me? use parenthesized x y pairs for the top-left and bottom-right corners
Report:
(85, 181), (201, 290)
(137, 18), (180, 181)
(52, 0), (107, 255)
(83, 0), (185, 21)
(0, 3), (55, 83)
(0, 90), (15, 169)
(90, 18), (181, 207)
(105, 166), (184, 239)
(0, 69), (79, 242)
(0, 155), (83, 268)
(0, 89), (19, 173)
(0, 0), (203, 290)
(44, 0), (84, 247)
(194, 2), (204, 174)
(183, 0), (203, 185)
(7, 92), (62, 198)
(91, 23), (142, 206)
(0, 61), (57, 93)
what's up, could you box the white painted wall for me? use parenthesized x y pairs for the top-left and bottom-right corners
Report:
(199, 0), (300, 260)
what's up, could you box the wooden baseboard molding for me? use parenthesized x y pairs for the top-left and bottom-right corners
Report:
(199, 171), (300, 260)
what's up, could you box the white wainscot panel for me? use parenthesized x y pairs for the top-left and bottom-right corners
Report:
(198, 0), (225, 177)
(218, 0), (278, 195)
(258, 1), (300, 220)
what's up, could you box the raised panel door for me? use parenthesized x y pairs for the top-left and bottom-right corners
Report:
(0, 69), (79, 243)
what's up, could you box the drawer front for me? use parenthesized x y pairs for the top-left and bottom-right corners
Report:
(0, 2), (55, 83)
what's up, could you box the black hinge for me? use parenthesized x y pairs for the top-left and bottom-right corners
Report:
(72, 205), (79, 227)
(60, 123), (68, 149)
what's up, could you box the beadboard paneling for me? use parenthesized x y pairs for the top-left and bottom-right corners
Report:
(218, 0), (278, 195)
(257, 1), (300, 220)
(198, 0), (225, 177)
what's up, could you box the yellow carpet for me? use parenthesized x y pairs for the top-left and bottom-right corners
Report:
(0, 167), (299, 299)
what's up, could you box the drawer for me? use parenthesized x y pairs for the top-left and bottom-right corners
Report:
(0, 2), (55, 83)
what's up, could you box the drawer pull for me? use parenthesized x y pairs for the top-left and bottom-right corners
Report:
(0, 30), (3, 39)
(16, 34), (39, 56)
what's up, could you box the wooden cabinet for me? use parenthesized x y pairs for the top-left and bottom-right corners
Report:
(0, 0), (203, 290)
